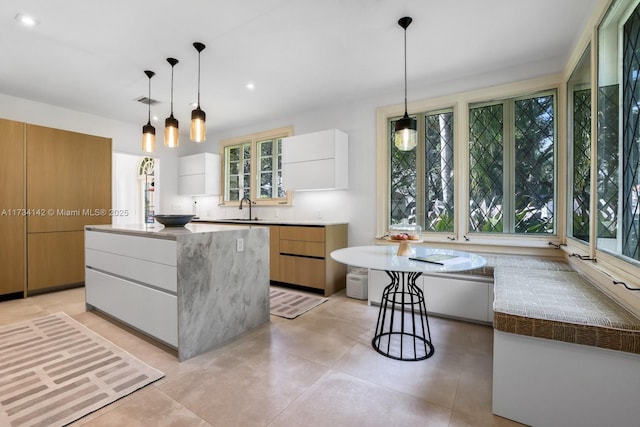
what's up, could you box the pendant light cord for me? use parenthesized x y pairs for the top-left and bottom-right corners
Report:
(147, 77), (152, 124)
(170, 64), (175, 115)
(403, 26), (408, 114)
(197, 51), (201, 107)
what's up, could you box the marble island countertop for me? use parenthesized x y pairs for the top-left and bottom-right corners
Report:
(193, 217), (347, 226)
(85, 223), (257, 239)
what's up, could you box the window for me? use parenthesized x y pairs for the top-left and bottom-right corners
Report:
(389, 109), (455, 232)
(597, 0), (640, 263)
(567, 45), (592, 243)
(221, 126), (292, 204)
(468, 93), (556, 234)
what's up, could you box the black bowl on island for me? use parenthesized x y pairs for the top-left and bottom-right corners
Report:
(153, 214), (195, 227)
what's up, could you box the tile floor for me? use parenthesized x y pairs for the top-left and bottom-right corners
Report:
(0, 287), (525, 427)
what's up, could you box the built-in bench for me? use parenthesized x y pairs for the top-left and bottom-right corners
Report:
(367, 248), (640, 425)
(492, 263), (640, 427)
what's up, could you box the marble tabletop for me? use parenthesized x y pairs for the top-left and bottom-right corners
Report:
(330, 245), (487, 273)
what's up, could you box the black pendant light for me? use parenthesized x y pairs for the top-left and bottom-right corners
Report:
(394, 16), (417, 151)
(190, 42), (206, 142)
(165, 57), (179, 148)
(142, 70), (156, 153)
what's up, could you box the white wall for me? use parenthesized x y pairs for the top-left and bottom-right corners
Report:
(0, 93), (178, 215)
(0, 56), (567, 247)
(169, 60), (550, 246)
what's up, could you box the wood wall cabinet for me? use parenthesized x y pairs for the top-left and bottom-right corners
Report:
(0, 119), (26, 296)
(276, 224), (348, 296)
(25, 124), (112, 294)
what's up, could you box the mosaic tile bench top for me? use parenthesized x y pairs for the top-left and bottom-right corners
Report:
(493, 266), (640, 354)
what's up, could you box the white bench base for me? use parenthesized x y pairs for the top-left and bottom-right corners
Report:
(493, 330), (640, 427)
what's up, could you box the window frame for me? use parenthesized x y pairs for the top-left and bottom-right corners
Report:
(593, 0), (640, 268)
(566, 43), (593, 246)
(376, 76), (562, 247)
(468, 90), (558, 236)
(388, 108), (456, 234)
(219, 126), (293, 206)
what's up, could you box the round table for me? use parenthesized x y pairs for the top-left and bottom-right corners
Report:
(331, 245), (487, 361)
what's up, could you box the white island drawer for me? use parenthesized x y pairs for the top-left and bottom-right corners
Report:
(85, 230), (176, 266)
(85, 268), (178, 347)
(85, 248), (177, 293)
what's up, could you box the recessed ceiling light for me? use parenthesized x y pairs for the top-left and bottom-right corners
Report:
(152, 115), (159, 122)
(15, 13), (38, 27)
(246, 82), (255, 90)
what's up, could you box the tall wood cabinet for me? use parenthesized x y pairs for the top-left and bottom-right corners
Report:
(0, 119), (26, 296)
(26, 124), (111, 293)
(0, 119), (112, 296)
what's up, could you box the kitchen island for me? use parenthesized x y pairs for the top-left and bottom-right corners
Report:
(84, 223), (269, 361)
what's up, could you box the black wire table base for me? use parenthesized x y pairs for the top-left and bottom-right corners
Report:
(371, 271), (434, 361)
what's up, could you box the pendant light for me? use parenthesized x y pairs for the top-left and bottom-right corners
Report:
(190, 42), (206, 142)
(142, 70), (156, 153)
(394, 16), (417, 151)
(164, 57), (179, 148)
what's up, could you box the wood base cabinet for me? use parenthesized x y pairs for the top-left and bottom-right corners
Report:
(27, 231), (85, 292)
(276, 224), (348, 296)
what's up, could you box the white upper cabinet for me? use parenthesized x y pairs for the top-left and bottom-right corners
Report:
(282, 129), (348, 191)
(178, 152), (220, 196)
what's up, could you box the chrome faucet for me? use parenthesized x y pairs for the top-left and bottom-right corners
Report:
(239, 196), (252, 220)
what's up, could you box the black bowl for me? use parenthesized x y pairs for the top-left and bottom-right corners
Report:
(154, 214), (195, 227)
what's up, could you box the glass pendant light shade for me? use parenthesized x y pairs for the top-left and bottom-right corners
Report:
(142, 123), (156, 153)
(395, 16), (417, 151)
(190, 42), (207, 142)
(164, 114), (179, 148)
(394, 113), (417, 151)
(164, 58), (179, 147)
(142, 70), (156, 153)
(190, 107), (206, 142)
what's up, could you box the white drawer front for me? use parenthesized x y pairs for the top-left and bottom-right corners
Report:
(85, 230), (176, 266)
(85, 268), (178, 347)
(423, 276), (490, 322)
(85, 248), (177, 293)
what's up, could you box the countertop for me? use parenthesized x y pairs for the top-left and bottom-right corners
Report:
(331, 245), (487, 273)
(85, 223), (256, 239)
(193, 217), (348, 226)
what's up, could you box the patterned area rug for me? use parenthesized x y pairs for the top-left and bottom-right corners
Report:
(0, 312), (164, 427)
(270, 287), (328, 319)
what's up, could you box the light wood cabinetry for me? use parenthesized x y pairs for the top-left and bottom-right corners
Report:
(26, 125), (111, 233)
(269, 225), (281, 282)
(1, 119), (111, 297)
(205, 221), (348, 295)
(27, 231), (85, 291)
(0, 119), (26, 296)
(25, 124), (111, 294)
(277, 224), (348, 296)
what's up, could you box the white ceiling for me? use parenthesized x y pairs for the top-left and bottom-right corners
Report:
(1, 0), (601, 134)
